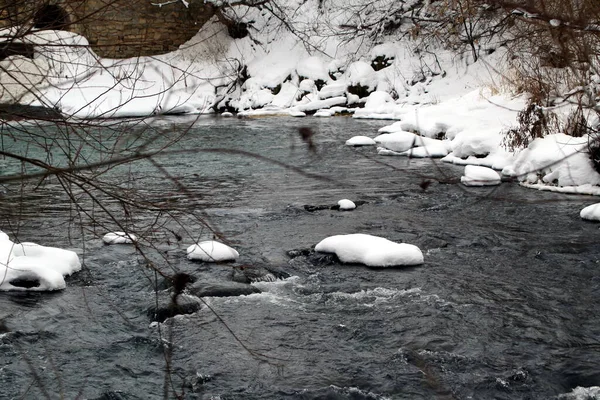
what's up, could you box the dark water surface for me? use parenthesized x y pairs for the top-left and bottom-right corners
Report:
(0, 116), (599, 399)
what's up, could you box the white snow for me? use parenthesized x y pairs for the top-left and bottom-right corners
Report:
(337, 199), (356, 210)
(461, 165), (502, 186)
(315, 233), (424, 267)
(503, 134), (600, 187)
(0, 233), (81, 291)
(187, 240), (239, 262)
(558, 386), (600, 399)
(580, 203), (600, 221)
(102, 232), (138, 245)
(345, 136), (376, 146)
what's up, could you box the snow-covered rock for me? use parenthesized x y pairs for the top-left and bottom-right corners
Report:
(0, 237), (81, 291)
(374, 131), (417, 152)
(11, 242), (81, 275)
(337, 199), (356, 210)
(461, 165), (502, 186)
(346, 136), (376, 146)
(102, 232), (137, 245)
(315, 233), (424, 267)
(502, 134), (600, 187)
(580, 203), (600, 221)
(187, 241), (239, 262)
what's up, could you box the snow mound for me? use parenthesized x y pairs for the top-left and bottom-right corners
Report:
(338, 199), (356, 211)
(187, 241), (239, 262)
(0, 235), (81, 291)
(315, 234), (424, 267)
(346, 136), (376, 146)
(375, 131), (417, 152)
(461, 165), (501, 186)
(503, 134), (600, 187)
(103, 232), (137, 244)
(580, 203), (600, 221)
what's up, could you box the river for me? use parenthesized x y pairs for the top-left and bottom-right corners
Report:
(0, 115), (599, 399)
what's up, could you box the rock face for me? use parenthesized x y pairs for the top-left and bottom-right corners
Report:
(0, 1), (217, 58)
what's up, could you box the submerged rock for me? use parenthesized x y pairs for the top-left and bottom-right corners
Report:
(231, 265), (291, 284)
(147, 293), (202, 323)
(190, 281), (261, 297)
(286, 248), (340, 266)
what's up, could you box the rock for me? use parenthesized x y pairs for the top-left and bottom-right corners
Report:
(0, 104), (63, 121)
(231, 265), (291, 284)
(286, 248), (340, 266)
(303, 200), (366, 212)
(147, 293), (202, 323)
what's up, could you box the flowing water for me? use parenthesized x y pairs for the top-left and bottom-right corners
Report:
(0, 116), (599, 400)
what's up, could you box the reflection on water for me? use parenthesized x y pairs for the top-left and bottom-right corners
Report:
(1, 116), (600, 399)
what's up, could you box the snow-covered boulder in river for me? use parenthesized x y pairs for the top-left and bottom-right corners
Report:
(461, 165), (501, 186)
(580, 203), (600, 221)
(345, 136), (376, 146)
(337, 199), (356, 211)
(0, 237), (81, 291)
(103, 231), (137, 245)
(315, 233), (423, 267)
(187, 240), (239, 262)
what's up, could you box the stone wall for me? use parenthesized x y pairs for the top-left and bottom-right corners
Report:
(0, 0), (217, 58)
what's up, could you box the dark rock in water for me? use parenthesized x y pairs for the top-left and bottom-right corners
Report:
(304, 204), (332, 212)
(190, 281), (260, 297)
(303, 200), (367, 212)
(231, 265), (291, 284)
(155, 273), (197, 291)
(287, 248), (340, 266)
(8, 277), (40, 289)
(0, 104), (63, 121)
(185, 373), (213, 393)
(286, 248), (312, 258)
(147, 294), (202, 323)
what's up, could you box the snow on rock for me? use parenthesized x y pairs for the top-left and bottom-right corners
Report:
(337, 199), (356, 210)
(289, 109), (307, 117)
(296, 56), (329, 82)
(0, 234), (81, 291)
(314, 109), (333, 117)
(292, 96), (346, 112)
(580, 203), (600, 221)
(11, 242), (82, 276)
(315, 233), (424, 267)
(187, 241), (239, 262)
(503, 134), (600, 187)
(344, 61), (377, 92)
(461, 165), (502, 186)
(319, 82), (347, 100)
(380, 143), (449, 158)
(103, 232), (137, 245)
(353, 91), (397, 119)
(346, 136), (376, 146)
(375, 131), (417, 152)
